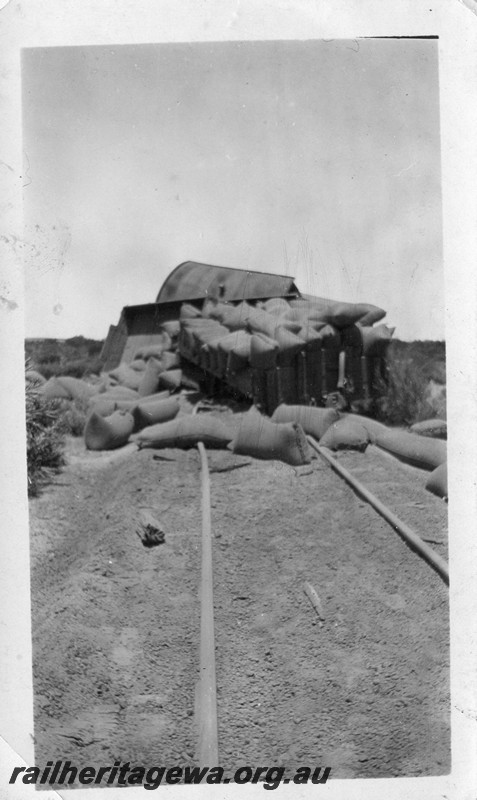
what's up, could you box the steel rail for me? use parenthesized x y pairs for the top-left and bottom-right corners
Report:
(192, 405), (219, 765)
(307, 435), (449, 585)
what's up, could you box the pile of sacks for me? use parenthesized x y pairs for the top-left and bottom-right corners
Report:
(33, 328), (197, 449)
(82, 333), (202, 449)
(35, 354), (447, 498)
(129, 401), (447, 500)
(179, 295), (394, 377)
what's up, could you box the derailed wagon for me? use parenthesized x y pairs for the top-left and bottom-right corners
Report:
(100, 260), (393, 414)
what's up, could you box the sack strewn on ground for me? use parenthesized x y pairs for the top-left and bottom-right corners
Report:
(230, 408), (311, 466)
(87, 396), (118, 417)
(319, 418), (370, 452)
(107, 364), (143, 390)
(137, 357), (164, 397)
(135, 414), (234, 449)
(374, 429), (447, 470)
(26, 369), (46, 385)
(134, 337), (172, 360)
(133, 397), (180, 430)
(410, 419), (447, 440)
(40, 377), (78, 399)
(340, 413), (388, 443)
(425, 462), (448, 499)
(135, 390), (171, 405)
(57, 376), (100, 400)
(271, 404), (339, 440)
(84, 410), (135, 450)
(101, 385), (139, 399)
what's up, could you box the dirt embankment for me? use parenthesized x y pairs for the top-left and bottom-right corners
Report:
(30, 406), (449, 783)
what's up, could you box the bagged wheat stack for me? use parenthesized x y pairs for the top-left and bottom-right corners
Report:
(161, 320), (181, 339)
(217, 330), (252, 373)
(290, 297), (386, 329)
(289, 298), (331, 319)
(271, 404), (339, 440)
(319, 324), (341, 349)
(374, 428), (446, 470)
(133, 396), (180, 430)
(297, 322), (328, 348)
(180, 303), (202, 320)
(280, 319), (303, 334)
(137, 356), (164, 397)
(354, 303), (386, 326)
(201, 299), (249, 330)
(249, 334), (279, 369)
(359, 324), (395, 356)
(135, 415), (233, 450)
(158, 369), (183, 391)
(84, 410), (135, 451)
(425, 462), (448, 499)
(201, 298), (222, 318)
(319, 418), (370, 452)
(129, 359), (147, 372)
(274, 327), (305, 363)
(410, 419), (447, 440)
(161, 350), (181, 371)
(245, 307), (281, 339)
(193, 323), (230, 347)
(230, 407), (311, 466)
(219, 301), (253, 331)
(263, 297), (290, 314)
(134, 336), (172, 360)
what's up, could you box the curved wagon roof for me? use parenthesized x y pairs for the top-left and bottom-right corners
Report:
(156, 260), (299, 304)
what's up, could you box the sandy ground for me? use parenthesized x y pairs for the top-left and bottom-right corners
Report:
(29, 401), (450, 783)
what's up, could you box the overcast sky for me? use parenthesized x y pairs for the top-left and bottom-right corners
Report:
(22, 38), (443, 341)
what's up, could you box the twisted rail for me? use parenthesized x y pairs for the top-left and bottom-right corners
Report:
(307, 435), (449, 585)
(193, 405), (219, 764)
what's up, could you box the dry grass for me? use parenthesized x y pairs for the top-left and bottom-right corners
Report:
(25, 362), (66, 496)
(375, 343), (445, 426)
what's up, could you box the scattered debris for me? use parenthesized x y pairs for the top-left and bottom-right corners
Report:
(136, 510), (166, 548)
(209, 460), (251, 473)
(303, 581), (325, 621)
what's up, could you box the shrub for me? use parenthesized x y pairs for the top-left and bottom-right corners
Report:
(25, 365), (66, 496)
(375, 357), (437, 427)
(56, 396), (90, 437)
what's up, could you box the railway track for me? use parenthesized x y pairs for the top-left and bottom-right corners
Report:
(190, 402), (448, 769)
(30, 399), (450, 780)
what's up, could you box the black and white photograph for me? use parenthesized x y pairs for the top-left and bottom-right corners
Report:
(1, 2), (476, 798)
